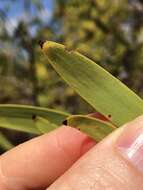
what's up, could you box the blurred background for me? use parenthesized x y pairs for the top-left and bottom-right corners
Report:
(0, 0), (143, 152)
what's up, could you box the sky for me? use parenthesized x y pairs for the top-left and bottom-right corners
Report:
(0, 0), (53, 35)
(0, 0), (53, 17)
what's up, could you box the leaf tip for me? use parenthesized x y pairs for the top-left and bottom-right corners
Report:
(42, 41), (65, 52)
(38, 40), (46, 49)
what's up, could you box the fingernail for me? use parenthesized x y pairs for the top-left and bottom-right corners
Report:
(117, 115), (143, 173)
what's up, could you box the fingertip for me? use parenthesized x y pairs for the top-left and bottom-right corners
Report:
(0, 125), (95, 190)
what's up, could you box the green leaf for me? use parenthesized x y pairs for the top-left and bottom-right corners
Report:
(0, 104), (69, 134)
(35, 116), (58, 134)
(42, 41), (143, 126)
(66, 115), (116, 142)
(0, 132), (14, 150)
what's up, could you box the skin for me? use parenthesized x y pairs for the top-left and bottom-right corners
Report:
(0, 116), (143, 190)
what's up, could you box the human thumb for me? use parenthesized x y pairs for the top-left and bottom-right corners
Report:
(49, 115), (143, 190)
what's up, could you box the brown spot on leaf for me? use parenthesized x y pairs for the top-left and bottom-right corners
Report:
(62, 120), (67, 125)
(32, 115), (36, 120)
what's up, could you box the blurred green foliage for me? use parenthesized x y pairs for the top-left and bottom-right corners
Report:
(0, 0), (143, 150)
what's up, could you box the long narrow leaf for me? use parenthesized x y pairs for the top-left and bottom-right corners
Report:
(0, 132), (14, 150)
(66, 115), (116, 142)
(35, 116), (58, 134)
(0, 104), (69, 134)
(42, 41), (143, 126)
